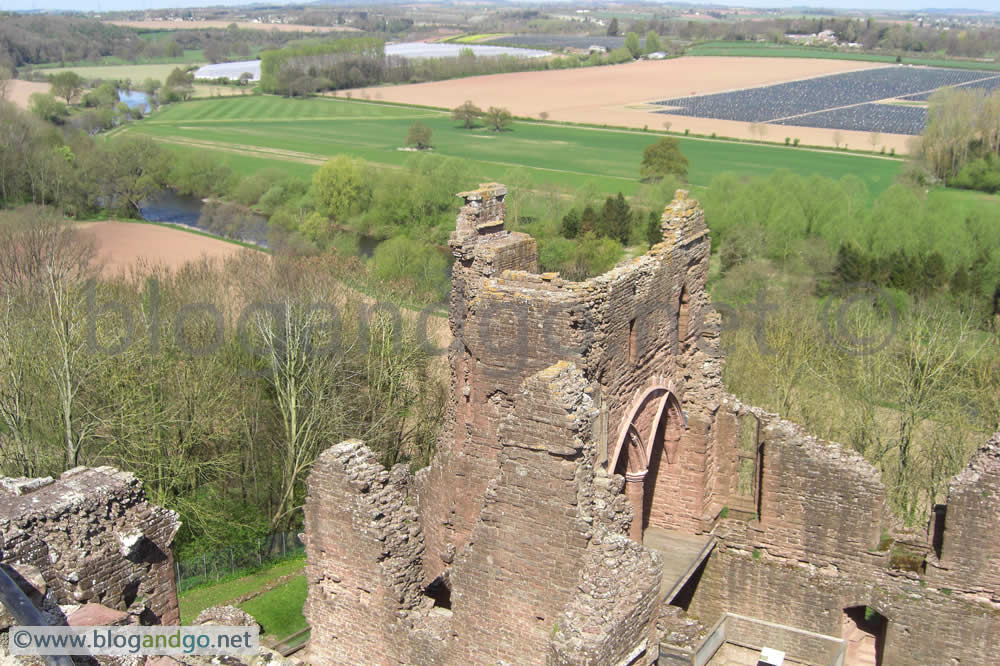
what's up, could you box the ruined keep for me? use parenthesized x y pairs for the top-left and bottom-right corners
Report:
(303, 185), (1000, 665)
(0, 466), (181, 628)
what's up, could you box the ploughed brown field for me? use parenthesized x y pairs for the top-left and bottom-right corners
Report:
(6, 80), (51, 110)
(106, 20), (359, 32)
(347, 56), (913, 153)
(79, 221), (251, 277)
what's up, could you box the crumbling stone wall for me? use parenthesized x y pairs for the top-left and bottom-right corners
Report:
(0, 466), (180, 625)
(686, 401), (1000, 664)
(928, 432), (1000, 598)
(302, 441), (439, 666)
(549, 532), (662, 666)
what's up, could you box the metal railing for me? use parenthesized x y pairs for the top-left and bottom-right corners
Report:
(175, 531), (305, 593)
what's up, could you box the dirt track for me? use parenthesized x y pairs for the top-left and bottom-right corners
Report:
(346, 56), (913, 153)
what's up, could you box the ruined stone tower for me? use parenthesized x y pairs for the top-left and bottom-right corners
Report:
(303, 186), (1000, 665)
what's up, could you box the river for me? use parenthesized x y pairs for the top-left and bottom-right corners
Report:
(139, 189), (384, 256)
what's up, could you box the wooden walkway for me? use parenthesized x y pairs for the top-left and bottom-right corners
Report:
(642, 527), (716, 602)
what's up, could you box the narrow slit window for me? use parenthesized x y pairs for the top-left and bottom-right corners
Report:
(628, 318), (637, 364)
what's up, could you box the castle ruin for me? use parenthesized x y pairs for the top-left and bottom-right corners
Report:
(304, 185), (1000, 665)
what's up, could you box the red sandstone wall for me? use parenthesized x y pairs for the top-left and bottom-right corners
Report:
(689, 546), (1000, 665)
(752, 418), (889, 568)
(929, 433), (1000, 599)
(303, 442), (433, 666)
(448, 363), (598, 664)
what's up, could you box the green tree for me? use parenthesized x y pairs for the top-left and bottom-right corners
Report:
(141, 78), (161, 97)
(645, 209), (662, 245)
(580, 205), (598, 236)
(625, 32), (642, 59)
(607, 18), (619, 36)
(371, 237), (449, 300)
(561, 209), (581, 238)
(89, 136), (169, 217)
(485, 106), (512, 132)
(311, 155), (368, 219)
(406, 121), (433, 149)
(164, 40), (183, 58)
(645, 31), (662, 54)
(29, 93), (68, 124)
(598, 192), (632, 244)
(452, 100), (483, 129)
(49, 71), (84, 105)
(165, 67), (194, 101)
(640, 137), (689, 182)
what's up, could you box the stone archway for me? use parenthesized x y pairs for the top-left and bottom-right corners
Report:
(609, 385), (685, 541)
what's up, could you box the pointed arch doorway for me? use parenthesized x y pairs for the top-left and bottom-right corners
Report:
(608, 385), (684, 541)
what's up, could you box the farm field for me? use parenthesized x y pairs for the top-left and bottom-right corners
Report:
(41, 63), (202, 82)
(343, 56), (914, 152)
(124, 94), (902, 196)
(654, 66), (1000, 135)
(6, 80), (50, 109)
(30, 50), (205, 69)
(79, 221), (257, 277)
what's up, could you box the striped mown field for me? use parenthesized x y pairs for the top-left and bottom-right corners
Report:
(126, 95), (902, 196)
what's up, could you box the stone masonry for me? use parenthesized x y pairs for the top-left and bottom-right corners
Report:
(304, 185), (1000, 665)
(0, 466), (181, 627)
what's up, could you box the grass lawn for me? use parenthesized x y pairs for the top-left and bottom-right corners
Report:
(239, 576), (308, 640)
(126, 95), (901, 197)
(178, 555), (305, 625)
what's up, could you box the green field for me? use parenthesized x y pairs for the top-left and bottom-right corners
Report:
(42, 62), (203, 82)
(688, 41), (1000, 71)
(32, 50), (204, 70)
(445, 33), (509, 44)
(127, 95), (901, 196)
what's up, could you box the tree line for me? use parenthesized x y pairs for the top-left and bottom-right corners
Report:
(0, 13), (317, 70)
(914, 87), (1000, 192)
(704, 170), (1000, 326)
(624, 14), (1000, 60)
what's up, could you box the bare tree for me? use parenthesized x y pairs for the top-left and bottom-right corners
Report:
(0, 208), (100, 468)
(869, 131), (881, 152)
(0, 65), (11, 101)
